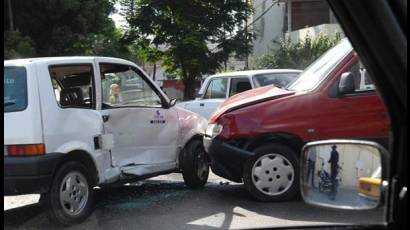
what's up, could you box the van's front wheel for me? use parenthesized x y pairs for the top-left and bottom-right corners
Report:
(180, 139), (209, 189)
(243, 144), (299, 202)
(44, 161), (95, 226)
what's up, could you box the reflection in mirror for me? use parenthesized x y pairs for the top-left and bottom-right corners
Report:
(301, 143), (383, 210)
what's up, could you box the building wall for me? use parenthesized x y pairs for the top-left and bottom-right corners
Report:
(291, 0), (330, 30)
(252, 0), (286, 57)
(251, 0), (341, 62)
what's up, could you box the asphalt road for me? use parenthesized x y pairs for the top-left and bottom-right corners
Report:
(4, 172), (384, 230)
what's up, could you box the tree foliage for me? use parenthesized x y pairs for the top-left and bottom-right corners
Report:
(120, 0), (253, 100)
(255, 33), (342, 70)
(4, 0), (135, 61)
(4, 31), (36, 59)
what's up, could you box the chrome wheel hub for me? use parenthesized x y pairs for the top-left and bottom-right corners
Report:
(251, 154), (295, 196)
(59, 171), (89, 216)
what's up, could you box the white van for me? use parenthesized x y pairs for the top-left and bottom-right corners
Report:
(4, 57), (209, 225)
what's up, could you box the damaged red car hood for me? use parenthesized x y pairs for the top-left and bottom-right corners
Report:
(209, 85), (295, 123)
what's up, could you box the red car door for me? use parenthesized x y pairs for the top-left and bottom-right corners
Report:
(311, 54), (390, 145)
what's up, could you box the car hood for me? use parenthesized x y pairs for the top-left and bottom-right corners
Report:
(209, 85), (295, 123)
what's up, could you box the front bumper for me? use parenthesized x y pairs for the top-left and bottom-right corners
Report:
(204, 137), (255, 182)
(4, 153), (64, 195)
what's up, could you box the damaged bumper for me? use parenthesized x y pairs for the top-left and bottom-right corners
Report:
(204, 137), (255, 182)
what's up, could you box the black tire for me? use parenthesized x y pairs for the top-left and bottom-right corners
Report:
(44, 161), (95, 226)
(180, 139), (209, 189)
(243, 143), (299, 202)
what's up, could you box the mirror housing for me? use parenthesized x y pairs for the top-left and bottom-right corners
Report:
(300, 139), (389, 210)
(338, 72), (355, 95)
(169, 98), (177, 108)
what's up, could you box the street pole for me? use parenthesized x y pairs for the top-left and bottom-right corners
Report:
(153, 62), (157, 81)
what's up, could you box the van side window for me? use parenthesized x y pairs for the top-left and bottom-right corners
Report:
(349, 61), (376, 92)
(204, 78), (228, 99)
(100, 64), (163, 108)
(48, 65), (94, 109)
(230, 78), (252, 97)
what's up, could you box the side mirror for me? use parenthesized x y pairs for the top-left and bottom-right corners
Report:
(300, 140), (389, 210)
(169, 98), (177, 107)
(338, 72), (355, 95)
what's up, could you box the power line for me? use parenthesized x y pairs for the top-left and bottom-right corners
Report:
(253, 0), (270, 12)
(211, 0), (280, 52)
(248, 0), (280, 28)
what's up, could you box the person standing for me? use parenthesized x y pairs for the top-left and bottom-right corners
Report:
(306, 148), (317, 188)
(328, 145), (340, 200)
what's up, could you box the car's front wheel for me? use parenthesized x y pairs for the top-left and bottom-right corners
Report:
(43, 161), (95, 226)
(243, 143), (299, 201)
(180, 139), (209, 189)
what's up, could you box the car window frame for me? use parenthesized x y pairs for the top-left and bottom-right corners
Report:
(99, 63), (168, 110)
(202, 77), (230, 100)
(48, 63), (97, 110)
(328, 56), (378, 98)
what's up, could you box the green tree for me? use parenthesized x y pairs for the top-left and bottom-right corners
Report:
(255, 33), (342, 70)
(4, 0), (136, 60)
(120, 0), (253, 100)
(4, 31), (36, 59)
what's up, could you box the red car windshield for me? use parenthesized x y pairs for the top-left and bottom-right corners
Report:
(286, 38), (353, 92)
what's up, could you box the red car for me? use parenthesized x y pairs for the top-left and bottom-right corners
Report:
(203, 38), (389, 202)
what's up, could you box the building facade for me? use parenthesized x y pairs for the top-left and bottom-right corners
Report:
(251, 0), (342, 59)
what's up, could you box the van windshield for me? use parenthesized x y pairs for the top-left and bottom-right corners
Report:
(4, 67), (28, 112)
(286, 39), (353, 92)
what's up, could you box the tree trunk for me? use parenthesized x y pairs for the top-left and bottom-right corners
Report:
(183, 78), (196, 101)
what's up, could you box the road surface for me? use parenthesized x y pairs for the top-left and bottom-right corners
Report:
(4, 172), (384, 230)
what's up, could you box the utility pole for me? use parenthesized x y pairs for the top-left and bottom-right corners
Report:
(8, 0), (14, 31)
(152, 43), (159, 81)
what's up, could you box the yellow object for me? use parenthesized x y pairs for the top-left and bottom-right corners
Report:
(359, 177), (381, 200)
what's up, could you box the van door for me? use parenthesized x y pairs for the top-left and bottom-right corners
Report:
(314, 57), (389, 146)
(36, 61), (109, 179)
(97, 62), (179, 175)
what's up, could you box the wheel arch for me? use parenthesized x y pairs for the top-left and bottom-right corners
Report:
(244, 132), (305, 156)
(54, 150), (99, 186)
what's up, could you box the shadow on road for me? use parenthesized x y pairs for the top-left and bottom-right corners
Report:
(4, 179), (385, 230)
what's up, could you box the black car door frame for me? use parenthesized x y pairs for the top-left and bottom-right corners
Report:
(327, 0), (407, 228)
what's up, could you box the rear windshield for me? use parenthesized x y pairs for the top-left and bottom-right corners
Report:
(4, 67), (28, 112)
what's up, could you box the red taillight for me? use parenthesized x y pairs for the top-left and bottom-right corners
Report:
(6, 144), (46, 156)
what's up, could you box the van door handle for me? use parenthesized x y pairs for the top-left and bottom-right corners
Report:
(102, 115), (110, 122)
(200, 103), (205, 107)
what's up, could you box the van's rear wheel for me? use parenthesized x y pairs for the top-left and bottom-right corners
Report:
(44, 161), (95, 226)
(181, 139), (209, 189)
(243, 144), (299, 201)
